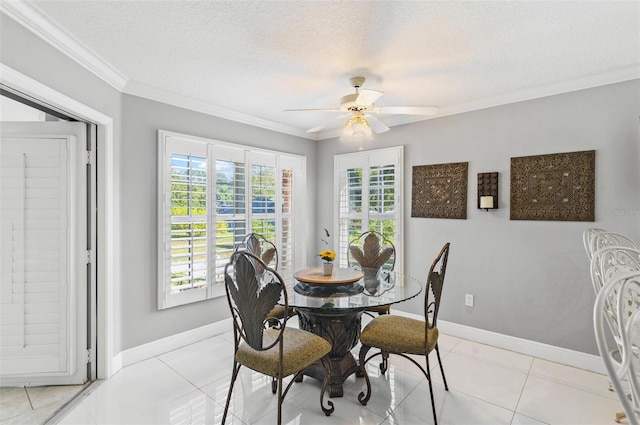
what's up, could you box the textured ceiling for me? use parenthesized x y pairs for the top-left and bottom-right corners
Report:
(20, 1), (640, 139)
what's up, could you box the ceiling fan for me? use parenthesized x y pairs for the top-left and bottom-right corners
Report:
(286, 76), (439, 144)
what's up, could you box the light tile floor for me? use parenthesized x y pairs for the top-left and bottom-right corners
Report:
(1, 383), (87, 425)
(42, 321), (624, 425)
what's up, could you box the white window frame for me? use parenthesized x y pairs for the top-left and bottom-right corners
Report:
(157, 130), (306, 309)
(334, 146), (404, 273)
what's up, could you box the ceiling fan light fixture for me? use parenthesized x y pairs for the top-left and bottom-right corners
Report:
(340, 115), (373, 144)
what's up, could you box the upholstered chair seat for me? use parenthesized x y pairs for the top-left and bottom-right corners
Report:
(360, 315), (439, 355)
(222, 251), (334, 424)
(358, 242), (451, 425)
(237, 328), (331, 377)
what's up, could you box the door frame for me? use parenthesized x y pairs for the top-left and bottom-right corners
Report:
(1, 63), (117, 379)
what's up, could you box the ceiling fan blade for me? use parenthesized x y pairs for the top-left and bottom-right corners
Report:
(356, 89), (384, 106)
(365, 115), (390, 134)
(306, 114), (351, 133)
(373, 106), (439, 115)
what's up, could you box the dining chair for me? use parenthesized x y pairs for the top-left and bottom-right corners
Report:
(236, 233), (294, 320)
(584, 229), (639, 262)
(222, 251), (334, 424)
(358, 242), (450, 425)
(590, 245), (640, 424)
(347, 230), (396, 316)
(594, 269), (640, 425)
(591, 246), (640, 297)
(583, 228), (607, 260)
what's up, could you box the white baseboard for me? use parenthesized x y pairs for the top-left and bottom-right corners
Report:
(114, 314), (605, 377)
(119, 319), (232, 369)
(393, 311), (605, 375)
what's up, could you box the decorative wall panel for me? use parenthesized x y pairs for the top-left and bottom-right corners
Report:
(510, 150), (595, 221)
(411, 162), (468, 219)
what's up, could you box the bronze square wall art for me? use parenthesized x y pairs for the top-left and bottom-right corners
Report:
(510, 150), (595, 221)
(412, 162), (468, 219)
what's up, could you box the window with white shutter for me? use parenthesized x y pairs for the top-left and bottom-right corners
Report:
(334, 146), (403, 272)
(158, 131), (305, 309)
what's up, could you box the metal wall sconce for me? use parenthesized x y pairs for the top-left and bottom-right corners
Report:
(478, 172), (498, 211)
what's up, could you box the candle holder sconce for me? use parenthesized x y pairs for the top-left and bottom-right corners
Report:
(478, 172), (498, 211)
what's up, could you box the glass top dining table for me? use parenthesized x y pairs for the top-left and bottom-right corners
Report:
(283, 267), (423, 312)
(280, 266), (423, 398)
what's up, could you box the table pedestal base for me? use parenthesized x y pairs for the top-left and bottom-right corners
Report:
(296, 309), (363, 398)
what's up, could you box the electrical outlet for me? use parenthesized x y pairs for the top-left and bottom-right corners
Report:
(465, 294), (474, 307)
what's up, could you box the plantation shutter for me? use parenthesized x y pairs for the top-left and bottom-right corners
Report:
(278, 155), (304, 281)
(0, 127), (83, 380)
(158, 130), (307, 308)
(158, 135), (210, 308)
(334, 146), (404, 272)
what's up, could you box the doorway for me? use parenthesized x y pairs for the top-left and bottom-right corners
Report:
(0, 93), (97, 422)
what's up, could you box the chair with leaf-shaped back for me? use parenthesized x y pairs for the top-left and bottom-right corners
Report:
(236, 233), (293, 320)
(358, 242), (450, 425)
(347, 231), (396, 316)
(222, 251), (334, 424)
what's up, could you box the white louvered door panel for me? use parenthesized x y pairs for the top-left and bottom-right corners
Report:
(0, 122), (87, 386)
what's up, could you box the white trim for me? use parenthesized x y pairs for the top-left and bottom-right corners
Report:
(315, 66), (640, 140)
(6, 0), (638, 143)
(124, 81), (312, 140)
(0, 63), (117, 380)
(393, 310), (606, 375)
(0, 1), (127, 91)
(121, 319), (232, 367)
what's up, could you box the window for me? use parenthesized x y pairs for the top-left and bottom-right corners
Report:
(158, 131), (305, 309)
(334, 146), (403, 272)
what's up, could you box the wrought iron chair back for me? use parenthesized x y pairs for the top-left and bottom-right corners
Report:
(348, 231), (396, 320)
(224, 251), (287, 350)
(358, 242), (451, 425)
(236, 233), (278, 273)
(222, 250), (334, 424)
(594, 269), (640, 425)
(347, 230), (396, 272)
(425, 242), (451, 330)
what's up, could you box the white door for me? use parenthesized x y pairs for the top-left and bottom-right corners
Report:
(0, 122), (88, 386)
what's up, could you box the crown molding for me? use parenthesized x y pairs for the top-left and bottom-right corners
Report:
(317, 65), (640, 140)
(4, 0), (638, 140)
(123, 80), (314, 140)
(0, 0), (128, 91)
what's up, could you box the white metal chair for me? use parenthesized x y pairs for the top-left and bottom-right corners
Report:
(594, 269), (640, 425)
(591, 246), (640, 295)
(585, 229), (640, 262)
(583, 228), (607, 260)
(591, 245), (640, 423)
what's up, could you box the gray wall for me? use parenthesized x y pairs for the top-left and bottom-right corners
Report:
(317, 79), (640, 355)
(1, 12), (318, 352)
(0, 13), (125, 353)
(4, 10), (639, 356)
(120, 94), (317, 350)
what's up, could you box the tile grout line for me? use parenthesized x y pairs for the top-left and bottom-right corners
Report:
(23, 386), (34, 411)
(510, 357), (536, 425)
